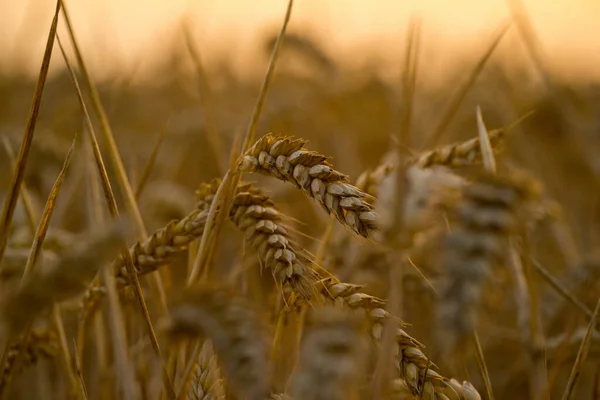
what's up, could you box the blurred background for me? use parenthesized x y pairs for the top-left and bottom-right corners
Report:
(1, 1), (600, 398)
(2, 0), (600, 80)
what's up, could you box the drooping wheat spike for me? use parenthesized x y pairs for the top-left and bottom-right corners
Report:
(290, 306), (368, 400)
(166, 284), (270, 400)
(437, 171), (541, 353)
(312, 277), (480, 399)
(0, 329), (58, 381)
(0, 220), (128, 337)
(111, 179), (317, 298)
(113, 206), (208, 282)
(77, 202), (210, 340)
(238, 134), (377, 239)
(269, 395), (293, 400)
(355, 129), (504, 198)
(410, 128), (505, 168)
(207, 179), (318, 298)
(187, 342), (226, 400)
(390, 377), (481, 400)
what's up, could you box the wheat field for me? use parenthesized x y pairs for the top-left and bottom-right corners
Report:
(0, 1), (599, 399)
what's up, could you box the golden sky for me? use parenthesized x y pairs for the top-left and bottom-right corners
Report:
(1, 0), (599, 82)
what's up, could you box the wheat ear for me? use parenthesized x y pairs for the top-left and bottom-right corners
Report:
(238, 134), (377, 239)
(438, 172), (541, 353)
(0, 329), (58, 382)
(356, 129), (505, 198)
(290, 306), (368, 400)
(187, 342), (226, 400)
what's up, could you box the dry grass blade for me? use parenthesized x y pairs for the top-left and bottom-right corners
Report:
(52, 304), (87, 399)
(166, 284), (270, 400)
(472, 330), (495, 400)
(532, 259), (593, 319)
(21, 133), (77, 281)
(239, 134), (377, 239)
(476, 106), (497, 174)
(135, 127), (169, 200)
(187, 167), (235, 285)
(397, 16), (421, 149)
(0, 0), (61, 266)
(241, 0), (294, 152)
(290, 306), (368, 400)
(100, 248), (139, 400)
(182, 22), (227, 174)
(424, 21), (510, 149)
(561, 295), (600, 399)
(472, 118), (497, 400)
(189, 0), (294, 285)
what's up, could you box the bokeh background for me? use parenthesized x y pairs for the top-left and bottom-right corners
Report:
(1, 0), (600, 398)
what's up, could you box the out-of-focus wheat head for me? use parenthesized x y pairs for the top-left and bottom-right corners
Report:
(0, 220), (129, 338)
(239, 134), (378, 239)
(165, 283), (270, 400)
(290, 306), (369, 400)
(437, 170), (542, 354)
